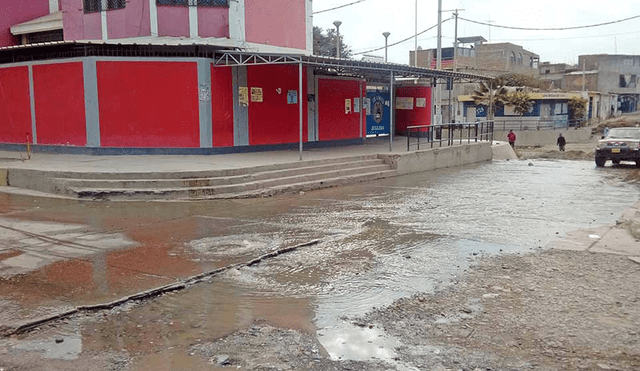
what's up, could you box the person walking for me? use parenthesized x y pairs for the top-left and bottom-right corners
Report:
(507, 130), (516, 148)
(557, 133), (566, 151)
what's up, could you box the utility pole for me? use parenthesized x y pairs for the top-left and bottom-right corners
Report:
(383, 32), (391, 63)
(582, 59), (586, 92)
(333, 20), (342, 59)
(436, 0), (442, 70)
(435, 0), (442, 125)
(414, 0), (418, 67)
(453, 10), (460, 72)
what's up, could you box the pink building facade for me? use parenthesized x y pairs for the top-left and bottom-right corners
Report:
(1, 0), (312, 55)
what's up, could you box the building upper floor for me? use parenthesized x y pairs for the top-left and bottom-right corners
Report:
(562, 55), (640, 94)
(0, 0), (313, 55)
(409, 39), (539, 77)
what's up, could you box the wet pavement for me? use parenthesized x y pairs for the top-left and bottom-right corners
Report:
(0, 158), (639, 370)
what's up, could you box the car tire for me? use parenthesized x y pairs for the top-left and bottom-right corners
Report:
(636, 161), (640, 168)
(595, 156), (606, 167)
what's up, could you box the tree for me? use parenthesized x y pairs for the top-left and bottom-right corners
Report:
(496, 73), (549, 89)
(313, 26), (352, 59)
(568, 96), (588, 123)
(506, 91), (533, 116)
(470, 79), (509, 119)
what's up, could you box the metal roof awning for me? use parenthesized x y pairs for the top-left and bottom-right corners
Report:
(457, 36), (487, 45)
(213, 51), (491, 83)
(0, 41), (490, 83)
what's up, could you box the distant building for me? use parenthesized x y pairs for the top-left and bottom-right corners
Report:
(410, 36), (540, 123)
(563, 54), (640, 113)
(410, 37), (540, 77)
(538, 62), (578, 90)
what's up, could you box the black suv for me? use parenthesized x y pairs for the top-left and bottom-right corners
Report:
(595, 127), (640, 167)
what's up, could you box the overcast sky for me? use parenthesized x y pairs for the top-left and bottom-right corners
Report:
(312, 0), (640, 66)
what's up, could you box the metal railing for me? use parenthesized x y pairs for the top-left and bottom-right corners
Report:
(493, 118), (585, 132)
(406, 121), (494, 151)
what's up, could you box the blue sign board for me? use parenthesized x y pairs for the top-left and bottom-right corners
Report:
(366, 91), (390, 135)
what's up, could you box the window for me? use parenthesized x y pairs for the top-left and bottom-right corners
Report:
(157, 0), (229, 6)
(619, 75), (636, 88)
(84, 0), (126, 13)
(509, 52), (516, 66)
(25, 30), (64, 44)
(517, 52), (523, 65)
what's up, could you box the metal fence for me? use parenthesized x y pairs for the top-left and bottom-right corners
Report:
(492, 118), (585, 132)
(406, 121), (494, 151)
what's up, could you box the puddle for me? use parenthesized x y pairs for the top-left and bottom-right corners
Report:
(1, 159), (639, 369)
(14, 333), (82, 360)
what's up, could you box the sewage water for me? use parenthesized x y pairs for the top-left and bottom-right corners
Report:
(3, 159), (640, 369)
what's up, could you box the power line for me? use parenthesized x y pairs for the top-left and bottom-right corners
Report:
(353, 18), (451, 56)
(492, 30), (640, 42)
(313, 0), (367, 15)
(459, 14), (640, 31)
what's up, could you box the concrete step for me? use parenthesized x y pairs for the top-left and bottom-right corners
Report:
(50, 159), (387, 190)
(68, 169), (397, 201)
(44, 154), (382, 180)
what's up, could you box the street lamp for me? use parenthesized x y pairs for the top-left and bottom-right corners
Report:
(382, 32), (390, 63)
(333, 20), (342, 59)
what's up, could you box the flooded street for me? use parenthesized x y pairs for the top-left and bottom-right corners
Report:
(1, 159), (639, 370)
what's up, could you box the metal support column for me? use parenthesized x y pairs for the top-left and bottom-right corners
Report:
(299, 61), (304, 160)
(359, 81), (363, 139)
(389, 71), (394, 152)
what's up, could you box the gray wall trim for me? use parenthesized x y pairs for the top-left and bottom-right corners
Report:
(232, 66), (249, 146)
(28, 65), (37, 144)
(83, 57), (101, 147)
(307, 67), (316, 142)
(197, 60), (213, 148)
(0, 58), (86, 69)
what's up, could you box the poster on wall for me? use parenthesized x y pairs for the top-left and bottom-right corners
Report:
(239, 87), (249, 107)
(287, 90), (298, 104)
(416, 98), (426, 108)
(199, 84), (211, 102)
(354, 98), (360, 113)
(395, 97), (414, 110)
(363, 97), (371, 113)
(504, 105), (516, 116)
(251, 87), (263, 102)
(345, 99), (352, 114)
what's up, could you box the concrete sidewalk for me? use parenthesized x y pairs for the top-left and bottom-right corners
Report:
(0, 138), (494, 200)
(0, 138), (408, 174)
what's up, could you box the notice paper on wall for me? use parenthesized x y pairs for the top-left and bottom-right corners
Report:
(416, 98), (426, 108)
(287, 90), (298, 104)
(395, 97), (414, 110)
(239, 87), (249, 107)
(354, 98), (360, 113)
(251, 87), (263, 102)
(345, 99), (352, 114)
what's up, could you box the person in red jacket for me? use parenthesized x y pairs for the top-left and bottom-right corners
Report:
(507, 130), (516, 148)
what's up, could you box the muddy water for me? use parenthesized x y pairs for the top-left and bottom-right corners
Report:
(2, 159), (640, 369)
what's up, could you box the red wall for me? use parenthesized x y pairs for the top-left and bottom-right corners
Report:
(107, 0), (151, 39)
(97, 61), (200, 148)
(0, 0), (50, 47)
(33, 62), (87, 146)
(61, 0), (103, 41)
(395, 86), (432, 133)
(246, 65), (307, 146)
(157, 5), (190, 37)
(245, 0), (307, 50)
(211, 66), (234, 147)
(0, 67), (32, 143)
(317, 78), (364, 141)
(198, 7), (229, 38)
